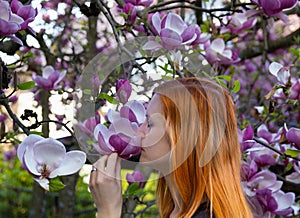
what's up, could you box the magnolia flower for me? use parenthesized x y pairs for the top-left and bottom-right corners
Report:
(257, 124), (281, 144)
(255, 189), (295, 217)
(10, 0), (38, 31)
(108, 100), (146, 125)
(126, 170), (144, 187)
(33, 66), (66, 91)
(289, 79), (300, 100)
(143, 12), (209, 50)
(286, 127), (300, 149)
(251, 0), (297, 16)
(205, 38), (239, 65)
(242, 165), (283, 197)
(238, 125), (256, 152)
(17, 134), (86, 191)
(0, 0), (23, 35)
(0, 0), (37, 44)
(77, 113), (101, 137)
(269, 62), (290, 85)
(124, 0), (153, 7)
(226, 11), (257, 34)
(116, 79), (132, 104)
(94, 118), (141, 159)
(122, 3), (137, 25)
(286, 162), (300, 184)
(94, 100), (146, 159)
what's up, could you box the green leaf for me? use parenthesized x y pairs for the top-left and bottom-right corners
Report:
(127, 182), (139, 196)
(49, 177), (65, 192)
(17, 81), (36, 90)
(232, 80), (240, 93)
(217, 75), (231, 81)
(98, 93), (119, 104)
(285, 149), (300, 158)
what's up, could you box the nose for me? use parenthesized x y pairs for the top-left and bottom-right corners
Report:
(137, 122), (147, 138)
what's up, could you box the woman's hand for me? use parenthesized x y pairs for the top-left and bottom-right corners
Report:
(89, 153), (122, 218)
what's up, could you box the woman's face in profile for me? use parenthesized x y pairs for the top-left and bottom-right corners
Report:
(138, 94), (171, 170)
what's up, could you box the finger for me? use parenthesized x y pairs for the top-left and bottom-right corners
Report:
(106, 153), (118, 178)
(94, 155), (108, 172)
(115, 157), (121, 181)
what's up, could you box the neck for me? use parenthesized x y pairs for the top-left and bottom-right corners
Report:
(164, 173), (181, 217)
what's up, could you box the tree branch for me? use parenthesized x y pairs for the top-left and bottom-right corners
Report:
(239, 28), (300, 60)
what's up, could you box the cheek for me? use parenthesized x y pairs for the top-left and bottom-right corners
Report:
(142, 127), (166, 148)
(141, 134), (170, 160)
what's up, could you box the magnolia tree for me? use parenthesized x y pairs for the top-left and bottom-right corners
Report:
(0, 0), (300, 217)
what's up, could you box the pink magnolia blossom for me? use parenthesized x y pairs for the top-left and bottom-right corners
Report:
(238, 125), (256, 152)
(10, 0), (38, 31)
(286, 162), (300, 184)
(205, 38), (239, 65)
(226, 11), (257, 34)
(116, 79), (132, 104)
(94, 100), (146, 159)
(77, 113), (101, 137)
(124, 0), (153, 7)
(268, 61), (290, 85)
(251, 0), (297, 16)
(0, 0), (37, 44)
(126, 170), (144, 187)
(286, 127), (300, 149)
(33, 66), (66, 91)
(255, 189), (295, 217)
(0, 0), (23, 35)
(17, 134), (86, 191)
(143, 12), (210, 50)
(122, 3), (137, 25)
(289, 79), (300, 100)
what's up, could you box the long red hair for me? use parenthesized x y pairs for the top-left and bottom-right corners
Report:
(154, 77), (253, 218)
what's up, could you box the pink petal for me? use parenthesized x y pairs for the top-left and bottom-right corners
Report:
(164, 13), (186, 35)
(210, 38), (225, 53)
(160, 28), (182, 50)
(124, 100), (146, 124)
(23, 146), (40, 176)
(0, 19), (20, 35)
(0, 1), (10, 20)
(181, 25), (197, 45)
(32, 138), (66, 170)
(142, 40), (162, 50)
(111, 118), (139, 136)
(49, 151), (86, 178)
(269, 62), (283, 77)
(151, 12), (161, 34)
(42, 66), (55, 78)
(17, 134), (44, 162)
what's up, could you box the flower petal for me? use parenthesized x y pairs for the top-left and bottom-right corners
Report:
(164, 13), (186, 35)
(24, 146), (40, 176)
(17, 134), (44, 162)
(32, 138), (66, 170)
(210, 38), (225, 53)
(142, 40), (162, 50)
(269, 61), (283, 77)
(42, 66), (55, 79)
(49, 151), (86, 178)
(151, 12), (161, 34)
(160, 28), (182, 50)
(34, 178), (50, 191)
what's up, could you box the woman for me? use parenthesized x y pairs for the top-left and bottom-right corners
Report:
(89, 77), (253, 218)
